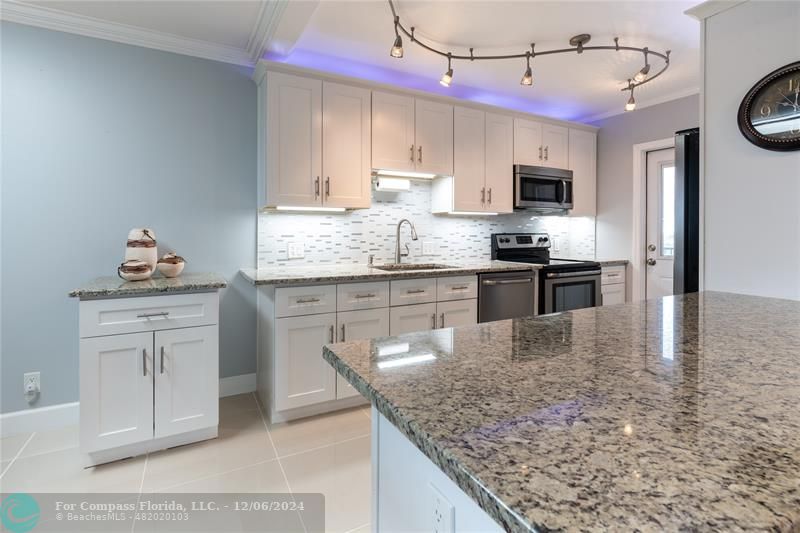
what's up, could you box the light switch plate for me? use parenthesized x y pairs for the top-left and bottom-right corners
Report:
(551, 236), (560, 252)
(287, 242), (304, 259)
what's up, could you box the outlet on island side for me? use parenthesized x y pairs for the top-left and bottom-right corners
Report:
(24, 371), (40, 401)
(430, 482), (455, 533)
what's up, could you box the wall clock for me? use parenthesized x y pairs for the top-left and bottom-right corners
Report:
(737, 60), (800, 151)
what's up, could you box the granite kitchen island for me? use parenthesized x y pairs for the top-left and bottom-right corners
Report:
(323, 292), (800, 531)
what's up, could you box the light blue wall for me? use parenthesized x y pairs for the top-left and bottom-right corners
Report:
(1, 22), (257, 413)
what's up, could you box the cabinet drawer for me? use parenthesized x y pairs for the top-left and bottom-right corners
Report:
(436, 276), (478, 301)
(275, 285), (337, 318)
(337, 281), (390, 311)
(79, 292), (219, 338)
(390, 278), (437, 306)
(601, 265), (626, 286)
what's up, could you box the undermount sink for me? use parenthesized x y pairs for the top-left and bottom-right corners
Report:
(372, 263), (455, 271)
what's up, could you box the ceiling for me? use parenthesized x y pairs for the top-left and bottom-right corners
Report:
(3, 0), (701, 122)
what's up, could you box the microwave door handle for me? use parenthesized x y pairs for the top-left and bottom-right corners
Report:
(561, 180), (567, 204)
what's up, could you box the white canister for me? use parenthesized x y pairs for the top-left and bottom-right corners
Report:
(124, 228), (157, 270)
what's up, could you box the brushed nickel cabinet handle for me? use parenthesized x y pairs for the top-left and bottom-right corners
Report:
(418, 145), (423, 163)
(137, 312), (169, 319)
(160, 346), (165, 375)
(487, 187), (492, 204)
(451, 286), (469, 290)
(544, 146), (549, 161)
(341, 323), (346, 342)
(410, 144), (415, 162)
(296, 298), (320, 304)
(315, 176), (320, 197)
(538, 146), (543, 160)
(406, 289), (426, 294)
(431, 313), (436, 329)
(354, 293), (376, 299)
(440, 313), (445, 329)
(481, 187), (486, 204)
(143, 348), (147, 377)
(329, 325), (334, 343)
(325, 177), (330, 197)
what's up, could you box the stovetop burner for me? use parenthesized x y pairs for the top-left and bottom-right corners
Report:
(491, 233), (600, 271)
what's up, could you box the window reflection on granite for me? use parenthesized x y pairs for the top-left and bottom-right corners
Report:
(661, 296), (675, 361)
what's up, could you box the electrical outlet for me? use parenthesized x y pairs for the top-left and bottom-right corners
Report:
(430, 483), (454, 533)
(24, 372), (40, 396)
(287, 242), (305, 259)
(421, 241), (436, 256)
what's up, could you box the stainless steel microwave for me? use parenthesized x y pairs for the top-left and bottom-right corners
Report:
(514, 165), (573, 210)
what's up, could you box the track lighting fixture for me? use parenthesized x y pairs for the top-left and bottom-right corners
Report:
(625, 81), (636, 111)
(386, 0), (671, 103)
(440, 54), (453, 87)
(390, 16), (403, 58)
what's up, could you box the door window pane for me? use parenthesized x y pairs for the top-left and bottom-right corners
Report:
(661, 165), (675, 257)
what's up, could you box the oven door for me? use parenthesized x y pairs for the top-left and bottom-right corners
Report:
(515, 167), (573, 209)
(540, 271), (601, 315)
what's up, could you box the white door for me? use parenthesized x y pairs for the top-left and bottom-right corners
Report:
(265, 72), (322, 207)
(274, 313), (337, 411)
(154, 326), (219, 438)
(513, 118), (543, 165)
(453, 106), (486, 212)
(336, 308), (390, 399)
(567, 128), (597, 217)
(541, 124), (569, 168)
(484, 113), (514, 213)
(646, 148), (676, 299)
(80, 332), (153, 452)
(371, 91), (415, 172)
(414, 99), (453, 175)
(437, 299), (478, 328)
(390, 303), (437, 335)
(323, 82), (371, 209)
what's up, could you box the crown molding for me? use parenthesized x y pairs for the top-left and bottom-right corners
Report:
(580, 86), (700, 124)
(685, 0), (748, 21)
(245, 0), (289, 63)
(0, 0), (254, 66)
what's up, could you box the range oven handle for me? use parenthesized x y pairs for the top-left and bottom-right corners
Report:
(546, 270), (601, 279)
(482, 278), (533, 286)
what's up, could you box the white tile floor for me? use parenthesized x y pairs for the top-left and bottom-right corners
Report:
(0, 394), (372, 533)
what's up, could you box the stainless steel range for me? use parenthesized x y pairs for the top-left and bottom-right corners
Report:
(490, 233), (601, 315)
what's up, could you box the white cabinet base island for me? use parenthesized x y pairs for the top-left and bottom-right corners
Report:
(324, 292), (800, 531)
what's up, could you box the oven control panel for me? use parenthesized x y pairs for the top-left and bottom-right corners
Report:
(493, 233), (551, 249)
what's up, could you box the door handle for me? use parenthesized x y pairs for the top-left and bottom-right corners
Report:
(160, 346), (165, 374)
(410, 144), (415, 162)
(315, 176), (320, 197)
(341, 323), (346, 342)
(142, 348), (147, 377)
(325, 177), (330, 197)
(647, 258), (657, 266)
(329, 325), (334, 343)
(487, 188), (492, 204)
(648, 244), (657, 252)
(561, 180), (568, 204)
(440, 313), (445, 328)
(538, 146), (543, 160)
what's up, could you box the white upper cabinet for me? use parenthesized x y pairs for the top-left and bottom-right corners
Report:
(322, 82), (371, 209)
(371, 91), (415, 173)
(514, 118), (544, 166)
(541, 124), (569, 169)
(260, 72), (371, 209)
(452, 106), (486, 212)
(414, 99), (454, 176)
(264, 71), (322, 207)
(568, 128), (597, 217)
(484, 113), (514, 213)
(372, 91), (453, 176)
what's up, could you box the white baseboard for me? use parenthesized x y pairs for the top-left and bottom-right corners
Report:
(0, 402), (80, 438)
(0, 374), (257, 437)
(219, 373), (257, 398)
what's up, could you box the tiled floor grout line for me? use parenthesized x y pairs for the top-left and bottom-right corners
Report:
(0, 432), (35, 480)
(276, 433), (371, 461)
(151, 456), (281, 493)
(131, 453), (149, 533)
(344, 522), (370, 533)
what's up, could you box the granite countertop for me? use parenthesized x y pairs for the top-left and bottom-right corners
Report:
(69, 272), (227, 299)
(323, 292), (800, 531)
(596, 258), (629, 266)
(240, 261), (540, 286)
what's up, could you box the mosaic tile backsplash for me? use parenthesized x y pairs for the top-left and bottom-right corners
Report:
(257, 181), (595, 267)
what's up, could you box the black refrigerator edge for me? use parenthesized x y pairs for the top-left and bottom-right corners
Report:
(674, 128), (700, 294)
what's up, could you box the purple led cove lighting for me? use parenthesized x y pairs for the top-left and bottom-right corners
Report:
(265, 49), (589, 122)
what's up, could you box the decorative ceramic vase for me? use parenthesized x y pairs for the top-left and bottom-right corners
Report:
(118, 259), (154, 281)
(125, 228), (157, 271)
(157, 252), (185, 278)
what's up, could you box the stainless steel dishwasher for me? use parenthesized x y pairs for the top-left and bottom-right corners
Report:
(478, 271), (536, 323)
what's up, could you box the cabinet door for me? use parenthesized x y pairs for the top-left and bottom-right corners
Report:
(437, 299), (478, 328)
(337, 308), (390, 399)
(415, 99), (453, 175)
(274, 313), (337, 411)
(568, 128), (597, 217)
(372, 91), (415, 172)
(266, 72), (322, 207)
(484, 113), (514, 213)
(390, 303), (437, 335)
(154, 326), (219, 439)
(513, 118), (543, 165)
(453, 106), (486, 212)
(541, 124), (569, 168)
(601, 284), (625, 306)
(323, 82), (372, 209)
(80, 332), (153, 453)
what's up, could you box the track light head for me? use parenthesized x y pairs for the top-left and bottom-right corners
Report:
(520, 52), (533, 86)
(625, 81), (636, 111)
(390, 34), (404, 58)
(633, 63), (650, 83)
(440, 54), (453, 87)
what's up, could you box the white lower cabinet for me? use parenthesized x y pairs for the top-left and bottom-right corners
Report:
(600, 265), (627, 306)
(274, 313), (337, 411)
(78, 291), (220, 466)
(437, 299), (478, 328)
(390, 302), (437, 335)
(336, 308), (390, 399)
(601, 283), (625, 306)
